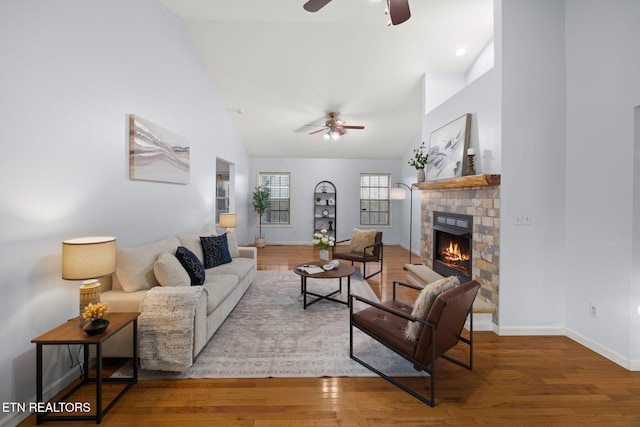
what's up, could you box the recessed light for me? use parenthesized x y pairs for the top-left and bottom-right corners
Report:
(455, 48), (467, 57)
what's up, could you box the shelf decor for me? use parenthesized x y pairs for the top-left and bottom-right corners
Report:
(426, 113), (471, 181)
(82, 302), (110, 336)
(408, 141), (428, 183)
(313, 181), (337, 240)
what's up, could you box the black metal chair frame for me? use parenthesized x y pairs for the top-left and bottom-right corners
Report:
(349, 280), (474, 406)
(332, 238), (383, 279)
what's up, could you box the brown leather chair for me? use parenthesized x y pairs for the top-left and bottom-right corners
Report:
(332, 231), (383, 279)
(349, 279), (480, 406)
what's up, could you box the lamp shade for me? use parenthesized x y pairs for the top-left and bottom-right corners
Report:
(390, 187), (407, 200)
(219, 213), (238, 229)
(62, 236), (116, 280)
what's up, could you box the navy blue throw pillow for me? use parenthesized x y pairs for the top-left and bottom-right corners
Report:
(175, 246), (205, 286)
(200, 235), (232, 269)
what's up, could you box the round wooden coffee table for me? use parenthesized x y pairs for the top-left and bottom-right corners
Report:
(293, 262), (356, 309)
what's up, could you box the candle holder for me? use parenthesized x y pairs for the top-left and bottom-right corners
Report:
(466, 154), (476, 176)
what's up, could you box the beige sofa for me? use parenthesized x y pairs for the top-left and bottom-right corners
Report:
(100, 230), (256, 370)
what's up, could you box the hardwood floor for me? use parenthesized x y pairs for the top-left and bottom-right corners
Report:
(19, 245), (640, 426)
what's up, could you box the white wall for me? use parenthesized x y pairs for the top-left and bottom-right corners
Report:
(634, 106), (640, 368)
(466, 39), (495, 85)
(499, 0), (568, 333)
(420, 70), (501, 176)
(248, 158), (402, 245)
(564, 0), (640, 367)
(424, 73), (466, 115)
(0, 1), (251, 425)
(424, 40), (495, 116)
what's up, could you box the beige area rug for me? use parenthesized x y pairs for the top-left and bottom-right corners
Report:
(114, 270), (425, 379)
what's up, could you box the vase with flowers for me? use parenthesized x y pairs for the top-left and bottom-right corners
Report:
(313, 229), (335, 261)
(408, 141), (429, 182)
(82, 302), (110, 335)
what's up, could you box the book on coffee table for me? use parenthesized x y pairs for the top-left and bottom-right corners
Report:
(296, 265), (325, 274)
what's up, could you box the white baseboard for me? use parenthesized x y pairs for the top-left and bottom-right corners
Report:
(493, 326), (638, 371)
(466, 312), (494, 332)
(565, 328), (637, 371)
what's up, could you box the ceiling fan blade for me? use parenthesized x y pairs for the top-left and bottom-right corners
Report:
(336, 127), (346, 136)
(388, 0), (411, 25)
(342, 125), (365, 130)
(308, 128), (326, 135)
(303, 0), (332, 12)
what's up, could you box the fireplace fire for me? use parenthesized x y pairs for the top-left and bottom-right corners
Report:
(432, 212), (472, 282)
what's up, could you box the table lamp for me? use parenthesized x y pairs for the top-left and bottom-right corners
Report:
(219, 213), (237, 234)
(62, 236), (116, 323)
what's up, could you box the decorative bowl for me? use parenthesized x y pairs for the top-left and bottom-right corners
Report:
(83, 318), (109, 336)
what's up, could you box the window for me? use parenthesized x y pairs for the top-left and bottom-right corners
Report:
(258, 172), (290, 225)
(360, 173), (390, 226)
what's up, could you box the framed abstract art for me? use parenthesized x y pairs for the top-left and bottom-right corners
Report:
(425, 114), (471, 181)
(129, 115), (190, 184)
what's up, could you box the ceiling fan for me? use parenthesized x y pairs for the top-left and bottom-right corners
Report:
(307, 112), (365, 141)
(303, 0), (411, 26)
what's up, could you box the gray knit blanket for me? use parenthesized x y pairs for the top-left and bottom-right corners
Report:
(139, 286), (207, 372)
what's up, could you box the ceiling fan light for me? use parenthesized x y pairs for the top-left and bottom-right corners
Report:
(324, 132), (330, 140)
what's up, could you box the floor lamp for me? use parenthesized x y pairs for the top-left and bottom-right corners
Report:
(390, 182), (414, 265)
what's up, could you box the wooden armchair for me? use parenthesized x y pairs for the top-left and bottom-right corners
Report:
(332, 231), (383, 279)
(349, 279), (480, 406)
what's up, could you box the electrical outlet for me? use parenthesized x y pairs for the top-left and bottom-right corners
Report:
(589, 303), (599, 319)
(514, 213), (522, 225)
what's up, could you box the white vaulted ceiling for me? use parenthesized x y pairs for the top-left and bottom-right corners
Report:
(158, 0), (493, 159)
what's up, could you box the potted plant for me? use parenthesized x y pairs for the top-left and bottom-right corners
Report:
(252, 185), (271, 248)
(408, 141), (429, 182)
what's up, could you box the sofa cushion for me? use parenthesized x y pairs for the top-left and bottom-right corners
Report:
(176, 230), (220, 263)
(203, 274), (238, 315)
(350, 229), (376, 255)
(207, 258), (254, 279)
(200, 235), (232, 269)
(175, 234), (204, 263)
(404, 276), (460, 342)
(114, 238), (173, 292)
(226, 232), (240, 258)
(154, 251), (190, 287)
(175, 246), (206, 286)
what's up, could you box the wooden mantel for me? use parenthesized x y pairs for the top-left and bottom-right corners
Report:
(413, 174), (500, 190)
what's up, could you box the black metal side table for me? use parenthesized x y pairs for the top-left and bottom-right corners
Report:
(31, 312), (139, 424)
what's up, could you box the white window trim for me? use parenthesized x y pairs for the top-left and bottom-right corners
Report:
(257, 171), (291, 227)
(359, 172), (392, 227)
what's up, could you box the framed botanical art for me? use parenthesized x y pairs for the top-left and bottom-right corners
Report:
(129, 115), (190, 184)
(425, 114), (471, 181)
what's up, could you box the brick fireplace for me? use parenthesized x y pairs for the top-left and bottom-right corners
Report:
(416, 175), (500, 324)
